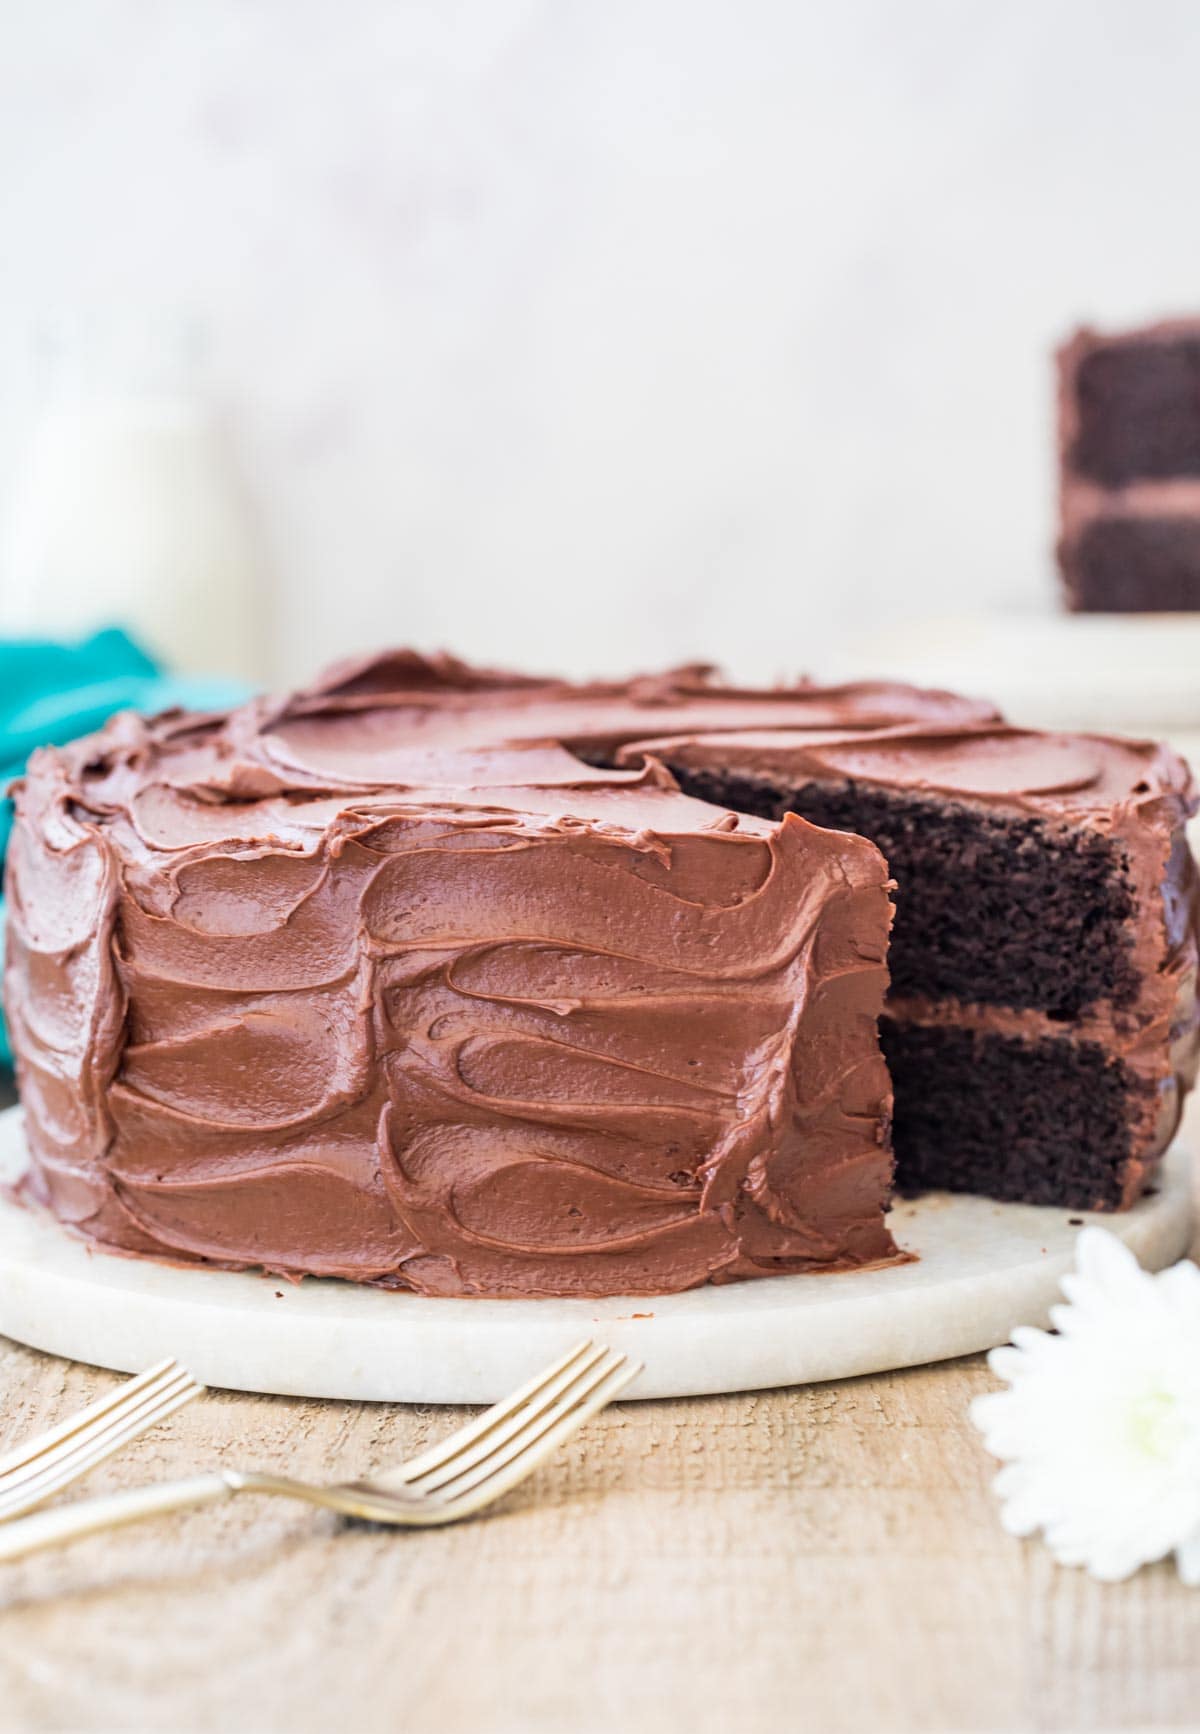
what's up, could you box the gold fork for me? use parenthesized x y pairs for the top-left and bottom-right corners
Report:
(0, 1340), (641, 1562)
(0, 1357), (205, 1523)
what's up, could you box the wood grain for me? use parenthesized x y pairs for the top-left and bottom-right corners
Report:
(1, 1060), (1197, 1733)
(1, 1337), (1198, 1731)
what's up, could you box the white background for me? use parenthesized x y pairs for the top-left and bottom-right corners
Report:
(2, 0), (1200, 687)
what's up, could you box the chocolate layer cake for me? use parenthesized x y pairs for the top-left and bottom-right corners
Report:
(4, 661), (947, 1298)
(630, 724), (1199, 1209)
(1059, 320), (1200, 611)
(5, 652), (1196, 1295)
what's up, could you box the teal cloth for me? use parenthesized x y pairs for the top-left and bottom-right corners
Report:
(0, 628), (250, 1065)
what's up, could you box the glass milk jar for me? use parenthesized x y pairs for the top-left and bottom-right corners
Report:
(0, 317), (268, 683)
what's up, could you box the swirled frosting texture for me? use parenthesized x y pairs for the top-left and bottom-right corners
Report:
(5, 655), (978, 1296)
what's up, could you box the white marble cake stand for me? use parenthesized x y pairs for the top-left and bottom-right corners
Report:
(0, 1107), (1192, 1403)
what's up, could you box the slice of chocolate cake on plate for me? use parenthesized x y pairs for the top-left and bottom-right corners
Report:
(1059, 319), (1200, 611)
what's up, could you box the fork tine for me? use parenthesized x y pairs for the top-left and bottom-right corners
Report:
(0, 1372), (205, 1521)
(0, 1350), (643, 1557)
(403, 1344), (623, 1495)
(0, 1366), (200, 1497)
(383, 1340), (601, 1485)
(435, 1356), (643, 1519)
(0, 1358), (182, 1484)
(0, 1378), (203, 1522)
(416, 1351), (640, 1502)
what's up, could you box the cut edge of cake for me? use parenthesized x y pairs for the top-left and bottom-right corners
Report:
(621, 722), (1200, 1212)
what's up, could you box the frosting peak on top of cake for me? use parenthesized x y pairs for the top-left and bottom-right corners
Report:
(283, 646), (999, 718)
(52, 649), (1004, 837)
(258, 649), (1001, 763)
(59, 706), (755, 855)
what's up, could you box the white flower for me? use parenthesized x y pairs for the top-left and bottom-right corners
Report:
(971, 1227), (1200, 1583)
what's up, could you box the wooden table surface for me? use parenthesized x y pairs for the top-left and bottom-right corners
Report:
(1, 1067), (1197, 1734)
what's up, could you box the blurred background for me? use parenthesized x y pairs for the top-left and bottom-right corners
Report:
(4, 0), (1200, 695)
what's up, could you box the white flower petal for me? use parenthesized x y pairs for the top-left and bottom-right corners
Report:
(971, 1229), (1200, 1586)
(1073, 1542), (1143, 1582)
(968, 1391), (1007, 1435)
(1158, 1259), (1200, 1323)
(986, 1344), (1031, 1382)
(997, 1496), (1041, 1538)
(1074, 1226), (1144, 1291)
(1175, 1525), (1200, 1586)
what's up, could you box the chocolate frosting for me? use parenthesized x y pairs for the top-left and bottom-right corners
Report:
(618, 721), (1195, 816)
(7, 655), (988, 1296)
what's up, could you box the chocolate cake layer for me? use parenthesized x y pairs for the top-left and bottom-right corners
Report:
(1060, 511), (1200, 613)
(1061, 324), (1200, 488)
(1058, 321), (1200, 612)
(4, 660), (948, 1298)
(879, 1020), (1149, 1211)
(626, 723), (1200, 1209)
(664, 766), (1141, 1015)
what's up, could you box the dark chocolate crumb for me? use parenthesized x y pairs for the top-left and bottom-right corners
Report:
(667, 765), (1138, 1016)
(881, 1021), (1145, 1210)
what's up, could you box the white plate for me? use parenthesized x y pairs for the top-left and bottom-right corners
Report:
(0, 1107), (1191, 1403)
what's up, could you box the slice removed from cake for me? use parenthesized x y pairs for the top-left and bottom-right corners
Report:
(621, 723), (1200, 1211)
(1058, 318), (1200, 611)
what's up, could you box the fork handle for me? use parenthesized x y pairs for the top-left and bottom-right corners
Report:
(0, 1473), (236, 1563)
